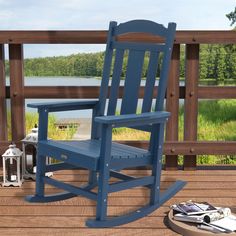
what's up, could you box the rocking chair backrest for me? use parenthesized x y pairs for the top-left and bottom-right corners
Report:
(94, 20), (176, 138)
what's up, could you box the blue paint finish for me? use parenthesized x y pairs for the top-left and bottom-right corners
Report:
(91, 102), (100, 139)
(25, 181), (97, 203)
(155, 23), (176, 111)
(120, 50), (145, 114)
(98, 21), (117, 117)
(109, 170), (135, 180)
(35, 109), (48, 198)
(45, 163), (82, 172)
(142, 52), (160, 113)
(25, 20), (185, 228)
(149, 123), (165, 205)
(28, 100), (99, 112)
(25, 192), (77, 203)
(44, 177), (98, 201)
(112, 41), (165, 52)
(86, 180), (186, 228)
(95, 111), (170, 127)
(114, 20), (168, 37)
(107, 49), (124, 115)
(96, 124), (112, 220)
(108, 176), (154, 193)
(88, 171), (97, 185)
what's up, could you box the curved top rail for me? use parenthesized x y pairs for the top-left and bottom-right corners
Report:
(113, 20), (175, 38)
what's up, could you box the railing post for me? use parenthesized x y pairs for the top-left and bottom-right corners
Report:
(9, 44), (25, 142)
(184, 44), (199, 170)
(165, 44), (180, 170)
(0, 44), (7, 142)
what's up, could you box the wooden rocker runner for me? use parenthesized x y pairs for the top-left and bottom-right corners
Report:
(25, 20), (186, 228)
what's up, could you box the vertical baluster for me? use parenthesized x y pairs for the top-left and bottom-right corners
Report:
(9, 44), (25, 141)
(184, 44), (199, 170)
(165, 44), (180, 170)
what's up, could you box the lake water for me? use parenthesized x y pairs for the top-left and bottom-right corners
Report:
(6, 77), (185, 119)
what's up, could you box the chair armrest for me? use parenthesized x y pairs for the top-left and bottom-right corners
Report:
(28, 100), (99, 112)
(95, 111), (170, 128)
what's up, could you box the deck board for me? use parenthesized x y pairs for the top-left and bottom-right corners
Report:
(0, 170), (235, 235)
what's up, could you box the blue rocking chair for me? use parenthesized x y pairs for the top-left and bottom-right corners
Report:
(26, 20), (186, 228)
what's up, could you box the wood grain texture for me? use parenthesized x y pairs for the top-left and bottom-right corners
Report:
(12, 86), (186, 99)
(0, 170), (234, 235)
(5, 85), (235, 99)
(1, 140), (236, 156)
(165, 44), (180, 170)
(0, 44), (7, 141)
(198, 86), (236, 98)
(9, 44), (25, 141)
(184, 44), (199, 170)
(0, 30), (235, 44)
(0, 229), (177, 236)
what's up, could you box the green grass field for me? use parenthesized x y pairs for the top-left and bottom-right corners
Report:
(7, 112), (76, 141)
(7, 99), (235, 165)
(113, 100), (236, 165)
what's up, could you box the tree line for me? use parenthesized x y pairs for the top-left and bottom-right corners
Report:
(4, 44), (236, 83)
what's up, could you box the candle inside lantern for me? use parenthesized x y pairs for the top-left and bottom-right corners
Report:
(10, 175), (17, 181)
(26, 154), (33, 165)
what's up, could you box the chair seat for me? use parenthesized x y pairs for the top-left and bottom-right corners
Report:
(38, 139), (151, 170)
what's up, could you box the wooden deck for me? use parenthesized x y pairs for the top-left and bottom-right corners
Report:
(0, 169), (235, 235)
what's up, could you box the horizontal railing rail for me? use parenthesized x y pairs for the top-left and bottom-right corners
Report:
(0, 30), (236, 44)
(0, 30), (236, 170)
(4, 86), (236, 99)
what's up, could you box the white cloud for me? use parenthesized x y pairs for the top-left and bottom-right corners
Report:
(0, 0), (235, 57)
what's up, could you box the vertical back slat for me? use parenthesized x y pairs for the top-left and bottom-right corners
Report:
(107, 49), (125, 115)
(155, 23), (176, 112)
(92, 21), (117, 139)
(142, 51), (159, 113)
(120, 50), (145, 114)
(98, 21), (117, 116)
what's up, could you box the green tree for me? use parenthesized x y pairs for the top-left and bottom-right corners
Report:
(199, 45), (208, 80)
(226, 7), (236, 26)
(212, 46), (226, 83)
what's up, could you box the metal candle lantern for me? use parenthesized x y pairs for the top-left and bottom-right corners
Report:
(22, 125), (52, 180)
(2, 144), (24, 187)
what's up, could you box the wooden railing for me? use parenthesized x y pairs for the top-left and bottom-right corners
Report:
(0, 30), (236, 170)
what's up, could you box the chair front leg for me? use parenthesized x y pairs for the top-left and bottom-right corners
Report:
(35, 154), (47, 197)
(96, 124), (112, 221)
(36, 108), (49, 197)
(150, 123), (165, 205)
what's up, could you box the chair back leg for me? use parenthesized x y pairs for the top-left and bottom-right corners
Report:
(88, 171), (97, 185)
(96, 170), (110, 221)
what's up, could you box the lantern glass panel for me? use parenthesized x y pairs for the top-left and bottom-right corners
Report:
(25, 144), (37, 174)
(6, 158), (18, 182)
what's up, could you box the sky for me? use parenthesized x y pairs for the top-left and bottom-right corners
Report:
(0, 0), (235, 58)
